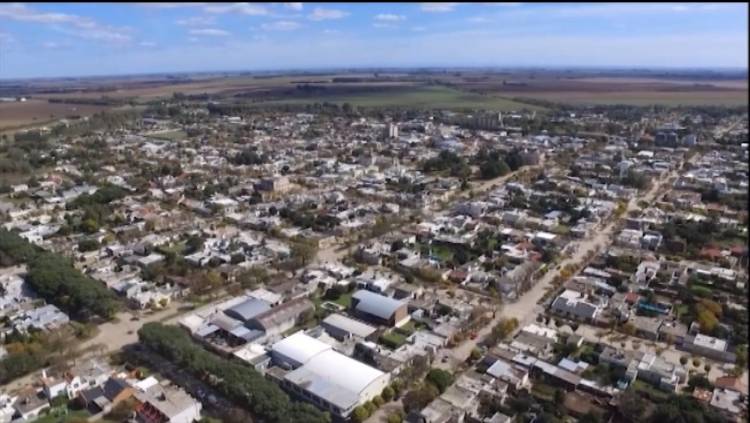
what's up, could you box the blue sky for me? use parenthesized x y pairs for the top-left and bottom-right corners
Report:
(0, 2), (747, 78)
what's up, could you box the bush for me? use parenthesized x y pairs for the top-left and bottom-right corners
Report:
(364, 401), (377, 415)
(387, 413), (403, 423)
(373, 395), (384, 407)
(381, 386), (394, 402)
(680, 356), (688, 365)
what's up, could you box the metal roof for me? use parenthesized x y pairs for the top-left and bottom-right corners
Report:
(224, 298), (271, 322)
(322, 313), (377, 339)
(352, 290), (405, 320)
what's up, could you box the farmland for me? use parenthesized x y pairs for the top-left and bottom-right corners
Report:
(258, 86), (545, 111)
(0, 100), (111, 131)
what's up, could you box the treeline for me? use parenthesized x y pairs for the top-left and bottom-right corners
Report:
(0, 229), (119, 320)
(48, 97), (127, 106)
(138, 323), (330, 423)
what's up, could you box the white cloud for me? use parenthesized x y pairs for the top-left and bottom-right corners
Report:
(671, 5), (689, 12)
(0, 3), (131, 43)
(189, 28), (230, 36)
(420, 3), (460, 13)
(204, 3), (268, 15)
(374, 13), (406, 22)
(373, 23), (395, 29)
(308, 7), (349, 21)
(284, 3), (303, 11)
(261, 20), (300, 31)
(176, 16), (216, 26)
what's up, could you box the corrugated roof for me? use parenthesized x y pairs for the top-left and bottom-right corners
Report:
(271, 332), (332, 367)
(322, 313), (377, 338)
(352, 290), (405, 320)
(224, 298), (271, 322)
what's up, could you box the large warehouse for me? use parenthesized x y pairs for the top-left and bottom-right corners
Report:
(271, 332), (391, 418)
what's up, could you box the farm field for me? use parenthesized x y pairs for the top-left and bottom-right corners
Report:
(0, 100), (111, 130)
(514, 90), (749, 106)
(258, 86), (545, 111)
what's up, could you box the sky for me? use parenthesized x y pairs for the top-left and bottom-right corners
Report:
(0, 2), (747, 79)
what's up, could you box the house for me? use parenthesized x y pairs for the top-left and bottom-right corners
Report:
(12, 391), (49, 422)
(710, 388), (744, 417)
(485, 357), (529, 390)
(134, 381), (202, 423)
(550, 290), (602, 323)
(78, 377), (134, 414)
(0, 394), (16, 423)
(679, 334), (736, 363)
(351, 290), (410, 327)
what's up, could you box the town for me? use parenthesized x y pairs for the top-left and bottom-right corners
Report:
(0, 92), (746, 423)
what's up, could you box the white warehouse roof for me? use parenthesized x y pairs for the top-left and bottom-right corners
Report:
(284, 349), (387, 410)
(271, 331), (332, 367)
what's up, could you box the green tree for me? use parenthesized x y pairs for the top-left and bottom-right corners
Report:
(425, 368), (454, 394)
(381, 386), (394, 402)
(351, 406), (369, 423)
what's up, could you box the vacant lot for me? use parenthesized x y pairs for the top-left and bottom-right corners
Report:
(259, 86), (544, 111)
(0, 100), (111, 130)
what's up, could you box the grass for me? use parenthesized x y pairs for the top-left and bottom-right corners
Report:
(379, 331), (408, 349)
(260, 86), (545, 112)
(333, 290), (354, 308)
(32, 407), (92, 423)
(631, 380), (670, 402)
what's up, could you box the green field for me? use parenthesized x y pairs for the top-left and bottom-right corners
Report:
(261, 86), (545, 111)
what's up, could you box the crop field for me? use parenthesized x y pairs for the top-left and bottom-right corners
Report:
(259, 86), (545, 111)
(0, 100), (111, 130)
(513, 90), (749, 107)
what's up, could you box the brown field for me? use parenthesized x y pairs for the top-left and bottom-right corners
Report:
(0, 100), (111, 130)
(2, 71), (745, 119)
(511, 90), (748, 106)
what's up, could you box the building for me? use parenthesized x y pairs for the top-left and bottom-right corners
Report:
(321, 313), (377, 341)
(247, 298), (313, 339)
(134, 381), (202, 423)
(679, 334), (736, 363)
(550, 290), (602, 323)
(351, 290), (409, 327)
(271, 332), (390, 418)
(223, 298), (271, 323)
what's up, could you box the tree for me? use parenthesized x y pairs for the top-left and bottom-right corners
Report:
(687, 374), (713, 391)
(373, 395), (384, 407)
(402, 383), (439, 413)
(351, 406), (369, 423)
(387, 413), (403, 423)
(425, 368), (454, 394)
(381, 386), (395, 402)
(291, 239), (318, 266)
(138, 324), (329, 423)
(617, 389), (645, 421)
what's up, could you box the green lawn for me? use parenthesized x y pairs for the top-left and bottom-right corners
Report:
(32, 407), (92, 423)
(379, 331), (408, 349)
(260, 86), (545, 112)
